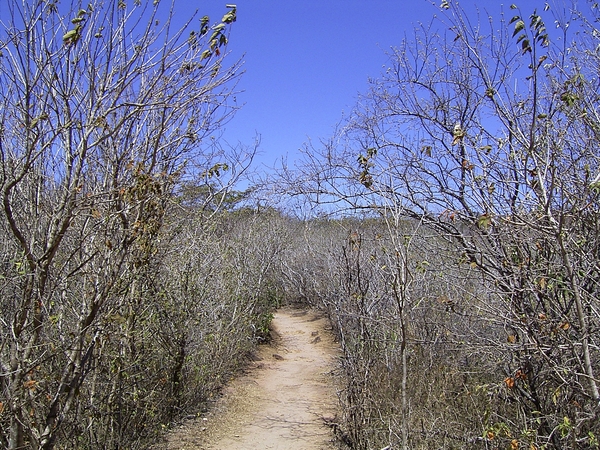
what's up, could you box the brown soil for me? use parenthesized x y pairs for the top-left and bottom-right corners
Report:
(160, 307), (342, 450)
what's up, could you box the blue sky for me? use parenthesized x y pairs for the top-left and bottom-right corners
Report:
(176, 0), (447, 170)
(0, 0), (553, 171)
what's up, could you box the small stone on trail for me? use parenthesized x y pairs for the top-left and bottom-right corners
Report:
(272, 354), (284, 360)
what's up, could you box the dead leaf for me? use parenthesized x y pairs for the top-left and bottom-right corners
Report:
(23, 380), (37, 390)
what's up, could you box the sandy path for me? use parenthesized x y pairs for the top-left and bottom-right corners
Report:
(162, 307), (341, 450)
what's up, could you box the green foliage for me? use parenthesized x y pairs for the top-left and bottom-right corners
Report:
(509, 6), (548, 55)
(222, 5), (237, 24)
(357, 147), (377, 188)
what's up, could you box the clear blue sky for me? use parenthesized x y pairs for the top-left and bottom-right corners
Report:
(0, 0), (552, 170)
(176, 0), (448, 169)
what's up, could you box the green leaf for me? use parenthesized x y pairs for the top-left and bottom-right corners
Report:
(477, 213), (492, 229)
(62, 29), (79, 41)
(211, 63), (220, 77)
(209, 23), (226, 42)
(512, 20), (525, 36)
(204, 163), (229, 178)
(222, 9), (236, 23)
(509, 15), (520, 24)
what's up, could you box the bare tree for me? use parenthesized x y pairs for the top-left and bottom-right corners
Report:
(276, 1), (600, 448)
(0, 1), (242, 448)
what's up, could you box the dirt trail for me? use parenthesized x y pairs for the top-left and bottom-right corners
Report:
(162, 307), (341, 450)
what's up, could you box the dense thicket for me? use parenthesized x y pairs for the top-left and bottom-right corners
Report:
(3, 1), (600, 449)
(0, 1), (284, 448)
(275, 1), (600, 448)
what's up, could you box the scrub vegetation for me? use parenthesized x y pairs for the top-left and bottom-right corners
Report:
(275, 1), (600, 448)
(0, 1), (282, 448)
(1, 1), (599, 449)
